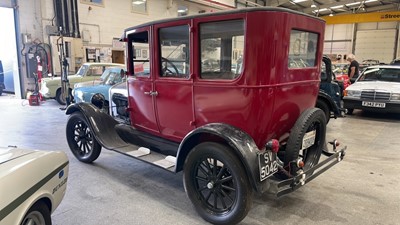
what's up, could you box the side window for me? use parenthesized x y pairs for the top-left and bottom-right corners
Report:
(288, 30), (318, 68)
(87, 66), (105, 76)
(130, 31), (150, 77)
(159, 25), (190, 78)
(200, 20), (244, 80)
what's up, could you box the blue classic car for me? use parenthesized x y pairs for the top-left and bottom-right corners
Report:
(72, 67), (126, 104)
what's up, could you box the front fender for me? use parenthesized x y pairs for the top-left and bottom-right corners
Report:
(66, 103), (128, 149)
(176, 123), (263, 192)
(318, 91), (341, 115)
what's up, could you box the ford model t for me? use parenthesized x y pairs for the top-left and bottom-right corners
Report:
(65, 8), (345, 225)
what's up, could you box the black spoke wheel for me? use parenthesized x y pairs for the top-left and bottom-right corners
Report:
(66, 112), (101, 163)
(184, 142), (252, 225)
(280, 108), (326, 176)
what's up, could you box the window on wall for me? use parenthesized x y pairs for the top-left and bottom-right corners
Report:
(159, 25), (190, 78)
(199, 19), (244, 80)
(132, 0), (147, 14)
(288, 30), (318, 68)
(129, 31), (150, 76)
(80, 0), (104, 6)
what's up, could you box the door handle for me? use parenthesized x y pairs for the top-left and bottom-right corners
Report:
(144, 91), (158, 96)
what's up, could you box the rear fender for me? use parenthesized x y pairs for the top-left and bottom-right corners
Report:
(66, 103), (128, 149)
(176, 123), (261, 192)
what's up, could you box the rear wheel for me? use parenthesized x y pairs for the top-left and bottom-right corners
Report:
(280, 108), (326, 176)
(21, 201), (51, 225)
(183, 142), (252, 225)
(66, 112), (101, 163)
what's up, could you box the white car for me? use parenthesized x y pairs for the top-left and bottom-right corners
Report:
(0, 146), (69, 225)
(343, 65), (400, 114)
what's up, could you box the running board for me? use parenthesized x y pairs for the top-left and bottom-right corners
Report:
(109, 145), (176, 172)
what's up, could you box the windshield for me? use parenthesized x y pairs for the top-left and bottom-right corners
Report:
(100, 68), (112, 81)
(103, 69), (124, 85)
(358, 67), (400, 82)
(76, 65), (89, 76)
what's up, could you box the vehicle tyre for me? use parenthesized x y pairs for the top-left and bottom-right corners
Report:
(316, 99), (330, 124)
(346, 108), (354, 115)
(282, 108), (326, 176)
(183, 142), (252, 225)
(55, 88), (73, 105)
(66, 112), (101, 163)
(21, 201), (51, 225)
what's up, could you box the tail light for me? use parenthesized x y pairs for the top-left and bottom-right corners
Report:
(266, 139), (279, 153)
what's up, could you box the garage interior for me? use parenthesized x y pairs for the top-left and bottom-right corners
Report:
(0, 0), (400, 225)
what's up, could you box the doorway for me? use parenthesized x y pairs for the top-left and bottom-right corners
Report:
(112, 50), (124, 64)
(0, 7), (20, 96)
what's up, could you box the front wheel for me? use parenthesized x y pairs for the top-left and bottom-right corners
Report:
(55, 88), (73, 105)
(183, 142), (252, 225)
(66, 112), (101, 163)
(21, 201), (51, 225)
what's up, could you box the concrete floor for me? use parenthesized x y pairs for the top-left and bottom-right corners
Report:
(0, 94), (399, 225)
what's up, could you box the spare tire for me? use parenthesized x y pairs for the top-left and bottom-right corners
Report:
(283, 108), (326, 175)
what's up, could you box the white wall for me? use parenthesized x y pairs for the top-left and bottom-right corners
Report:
(324, 21), (400, 63)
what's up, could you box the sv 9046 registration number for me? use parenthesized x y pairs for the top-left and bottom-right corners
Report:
(259, 151), (278, 181)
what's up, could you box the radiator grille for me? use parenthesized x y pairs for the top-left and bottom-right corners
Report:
(361, 91), (390, 101)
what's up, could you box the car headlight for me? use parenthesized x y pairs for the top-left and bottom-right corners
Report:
(74, 90), (84, 102)
(391, 93), (400, 100)
(345, 90), (361, 97)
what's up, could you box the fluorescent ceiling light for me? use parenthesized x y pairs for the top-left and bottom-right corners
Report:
(365, 0), (377, 3)
(331, 5), (344, 9)
(317, 8), (329, 12)
(292, 0), (308, 3)
(177, 9), (187, 13)
(311, 4), (317, 8)
(346, 2), (361, 6)
(132, 1), (145, 5)
(329, 13), (333, 16)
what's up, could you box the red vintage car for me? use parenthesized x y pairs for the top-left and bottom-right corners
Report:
(66, 8), (345, 225)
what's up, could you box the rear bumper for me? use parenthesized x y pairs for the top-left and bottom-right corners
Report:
(265, 146), (346, 197)
(344, 99), (400, 113)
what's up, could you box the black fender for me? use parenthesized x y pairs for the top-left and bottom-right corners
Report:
(66, 103), (129, 149)
(176, 123), (263, 193)
(318, 91), (341, 116)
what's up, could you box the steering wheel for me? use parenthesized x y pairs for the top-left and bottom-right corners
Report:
(161, 57), (180, 76)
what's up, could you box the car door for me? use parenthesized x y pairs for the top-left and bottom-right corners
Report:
(153, 21), (194, 141)
(126, 27), (159, 134)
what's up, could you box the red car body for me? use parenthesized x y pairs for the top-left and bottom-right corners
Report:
(125, 9), (325, 149)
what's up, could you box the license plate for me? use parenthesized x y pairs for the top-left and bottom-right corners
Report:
(259, 151), (278, 181)
(302, 130), (316, 150)
(362, 101), (386, 108)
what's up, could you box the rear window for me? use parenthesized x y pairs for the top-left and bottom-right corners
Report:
(288, 30), (318, 68)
